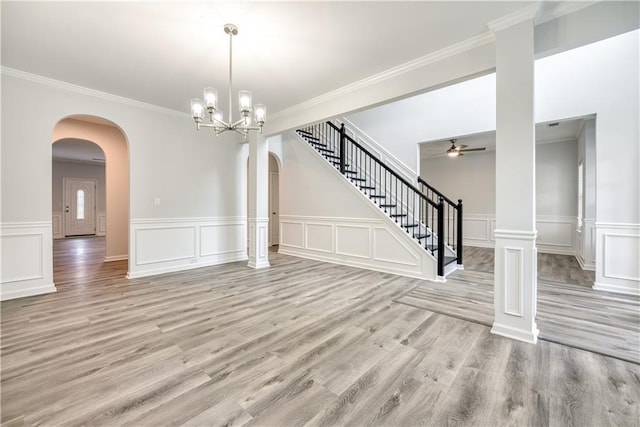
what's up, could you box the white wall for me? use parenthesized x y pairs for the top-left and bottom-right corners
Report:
(279, 132), (438, 280)
(420, 140), (578, 255)
(347, 30), (639, 293)
(1, 70), (248, 298)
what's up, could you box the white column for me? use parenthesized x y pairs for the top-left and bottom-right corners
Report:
(491, 19), (538, 344)
(247, 132), (270, 269)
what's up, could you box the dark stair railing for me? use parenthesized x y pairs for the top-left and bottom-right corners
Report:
(296, 121), (461, 276)
(418, 177), (463, 266)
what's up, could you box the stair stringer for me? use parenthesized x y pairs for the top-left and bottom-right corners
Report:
(280, 131), (442, 282)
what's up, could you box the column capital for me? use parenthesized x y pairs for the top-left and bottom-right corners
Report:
(487, 3), (540, 34)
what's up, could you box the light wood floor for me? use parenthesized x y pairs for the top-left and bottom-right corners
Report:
(398, 246), (640, 364)
(1, 237), (639, 426)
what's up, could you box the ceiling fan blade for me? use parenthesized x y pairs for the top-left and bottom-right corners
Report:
(459, 147), (486, 152)
(455, 144), (468, 150)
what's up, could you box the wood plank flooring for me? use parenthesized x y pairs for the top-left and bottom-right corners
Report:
(397, 246), (640, 364)
(1, 237), (639, 426)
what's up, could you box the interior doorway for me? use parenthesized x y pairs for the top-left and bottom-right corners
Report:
(269, 153), (280, 246)
(64, 177), (97, 236)
(51, 115), (130, 282)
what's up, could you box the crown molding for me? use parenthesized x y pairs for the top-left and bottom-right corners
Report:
(487, 3), (541, 33)
(535, 1), (599, 25)
(269, 31), (496, 122)
(1, 67), (188, 118)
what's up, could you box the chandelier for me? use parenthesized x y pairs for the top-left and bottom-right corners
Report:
(190, 23), (266, 138)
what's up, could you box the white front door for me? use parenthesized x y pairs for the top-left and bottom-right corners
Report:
(269, 172), (279, 245)
(64, 178), (96, 236)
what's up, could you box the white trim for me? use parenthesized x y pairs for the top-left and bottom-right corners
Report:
(595, 222), (640, 230)
(593, 281), (640, 297)
(503, 246), (524, 317)
(104, 255), (128, 262)
(487, 3), (540, 33)
(603, 233), (640, 282)
(0, 284), (57, 301)
(126, 254), (247, 279)
(0, 221), (52, 229)
(491, 322), (539, 344)
(535, 1), (599, 25)
(131, 217), (247, 225)
(269, 32), (495, 122)
(493, 229), (538, 241)
(2, 67), (186, 118)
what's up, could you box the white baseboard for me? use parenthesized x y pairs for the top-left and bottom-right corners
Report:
(126, 254), (248, 279)
(593, 281), (639, 296)
(0, 283), (57, 301)
(104, 254), (128, 262)
(491, 323), (539, 344)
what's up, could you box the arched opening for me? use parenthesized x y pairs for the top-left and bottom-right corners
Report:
(268, 153), (280, 247)
(51, 115), (130, 282)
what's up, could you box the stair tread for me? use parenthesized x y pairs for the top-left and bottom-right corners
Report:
(413, 233), (431, 240)
(325, 154), (340, 160)
(380, 204), (397, 208)
(360, 186), (376, 190)
(389, 214), (407, 218)
(316, 147), (334, 153)
(403, 223), (420, 228)
(369, 195), (386, 199)
(351, 177), (366, 182)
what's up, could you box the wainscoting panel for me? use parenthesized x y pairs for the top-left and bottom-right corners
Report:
(128, 217), (247, 278)
(136, 226), (196, 266)
(200, 223), (245, 257)
(335, 225), (370, 259)
(306, 223), (334, 253)
(52, 213), (63, 239)
(504, 247), (523, 317)
(281, 221), (304, 249)
(463, 214), (576, 255)
(594, 223), (640, 295)
(372, 227), (419, 267)
(0, 222), (56, 301)
(97, 212), (107, 236)
(279, 215), (437, 280)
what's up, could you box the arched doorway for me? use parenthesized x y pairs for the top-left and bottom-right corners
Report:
(51, 115), (130, 278)
(268, 153), (280, 246)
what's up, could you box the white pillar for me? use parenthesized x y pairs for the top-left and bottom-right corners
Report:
(247, 132), (270, 269)
(491, 19), (538, 344)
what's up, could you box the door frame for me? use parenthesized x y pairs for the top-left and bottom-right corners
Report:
(62, 177), (97, 237)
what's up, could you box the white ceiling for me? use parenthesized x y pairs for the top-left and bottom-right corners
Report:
(52, 138), (105, 164)
(1, 1), (536, 114)
(421, 118), (584, 158)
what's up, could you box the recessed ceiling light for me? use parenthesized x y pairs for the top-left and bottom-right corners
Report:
(548, 122), (560, 127)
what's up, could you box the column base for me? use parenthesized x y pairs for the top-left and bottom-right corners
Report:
(491, 322), (539, 344)
(493, 229), (538, 344)
(247, 218), (270, 270)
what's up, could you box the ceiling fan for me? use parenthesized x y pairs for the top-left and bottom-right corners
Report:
(446, 139), (486, 157)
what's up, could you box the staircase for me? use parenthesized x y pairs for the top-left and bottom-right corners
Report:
(295, 121), (463, 278)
